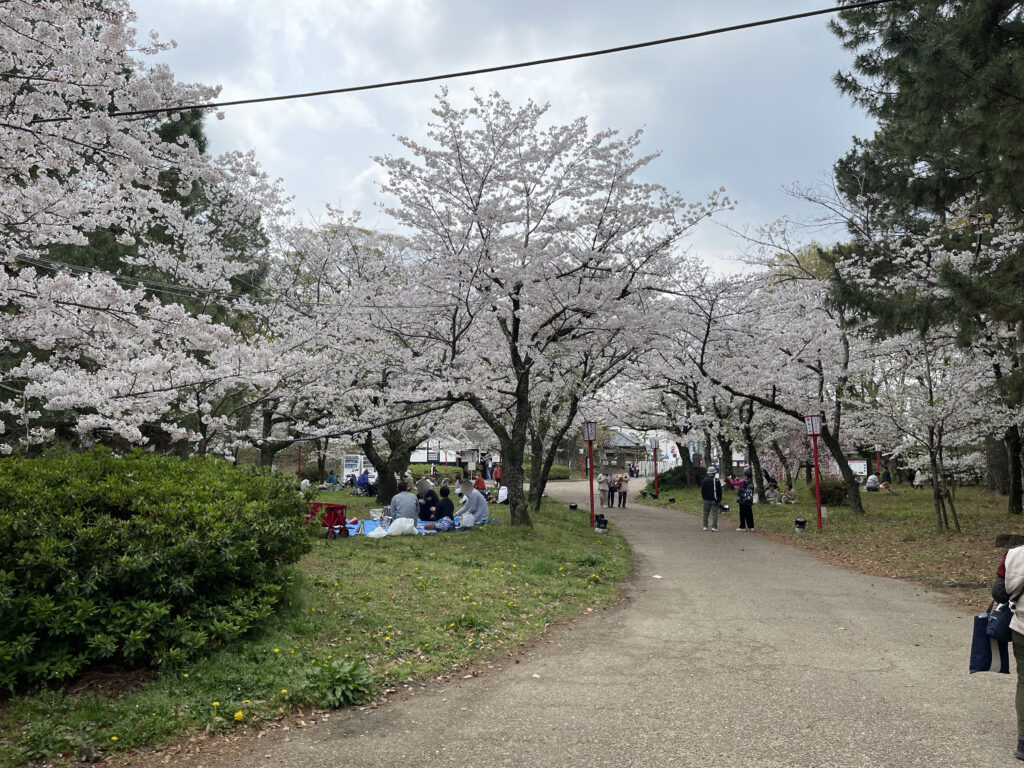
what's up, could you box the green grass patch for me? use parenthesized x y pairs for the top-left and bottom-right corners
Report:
(0, 497), (628, 766)
(639, 479), (1020, 607)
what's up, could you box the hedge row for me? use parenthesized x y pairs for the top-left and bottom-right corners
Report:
(0, 449), (311, 690)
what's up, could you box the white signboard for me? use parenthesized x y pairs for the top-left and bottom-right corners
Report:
(581, 421), (597, 441)
(648, 438), (659, 454)
(804, 414), (822, 435)
(849, 459), (868, 476)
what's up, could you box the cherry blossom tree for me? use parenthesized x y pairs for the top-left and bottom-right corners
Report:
(374, 89), (729, 525)
(1, 0), (289, 453)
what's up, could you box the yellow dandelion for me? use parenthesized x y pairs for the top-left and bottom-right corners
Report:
(289, 649), (295, 654)
(234, 711), (244, 721)
(281, 689), (288, 694)
(111, 736), (118, 742)
(273, 648), (279, 653)
(212, 701), (219, 707)
(182, 673), (189, 678)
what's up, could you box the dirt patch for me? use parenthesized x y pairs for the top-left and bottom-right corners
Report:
(67, 668), (158, 697)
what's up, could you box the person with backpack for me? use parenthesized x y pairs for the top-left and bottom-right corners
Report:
(736, 467), (755, 531)
(992, 547), (1024, 759)
(700, 467), (722, 532)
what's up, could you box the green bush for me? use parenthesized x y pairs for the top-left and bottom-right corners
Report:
(818, 480), (850, 506)
(294, 657), (373, 708)
(546, 464), (572, 480)
(0, 448), (311, 690)
(408, 463), (465, 483)
(648, 464), (702, 490)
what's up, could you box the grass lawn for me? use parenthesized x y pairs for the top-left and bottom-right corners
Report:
(0, 493), (627, 767)
(639, 479), (1022, 609)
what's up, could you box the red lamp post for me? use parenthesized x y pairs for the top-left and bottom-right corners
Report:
(582, 421), (597, 528)
(649, 436), (659, 497)
(805, 414), (823, 532)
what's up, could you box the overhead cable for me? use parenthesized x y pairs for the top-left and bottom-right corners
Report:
(30, 0), (897, 124)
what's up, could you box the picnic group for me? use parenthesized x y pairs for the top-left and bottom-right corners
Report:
(303, 467), (507, 537)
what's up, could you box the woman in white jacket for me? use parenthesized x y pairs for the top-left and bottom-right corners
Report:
(993, 545), (1024, 760)
(596, 473), (608, 509)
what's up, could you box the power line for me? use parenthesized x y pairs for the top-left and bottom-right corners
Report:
(31, 0), (896, 124)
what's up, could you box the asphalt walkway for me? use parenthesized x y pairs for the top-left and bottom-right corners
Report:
(135, 482), (1015, 767)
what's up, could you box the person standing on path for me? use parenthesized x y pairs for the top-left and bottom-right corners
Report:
(597, 472), (608, 509)
(700, 467), (722, 531)
(736, 468), (755, 531)
(618, 471), (629, 508)
(992, 546), (1024, 760)
(607, 474), (619, 508)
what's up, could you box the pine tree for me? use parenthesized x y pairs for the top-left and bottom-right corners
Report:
(830, 0), (1024, 513)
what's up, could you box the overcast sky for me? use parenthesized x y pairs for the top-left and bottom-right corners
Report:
(130, 0), (876, 268)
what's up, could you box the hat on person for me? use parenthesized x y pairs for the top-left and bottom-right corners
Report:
(707, 467), (717, 475)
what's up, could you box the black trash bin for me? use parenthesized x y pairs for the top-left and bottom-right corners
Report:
(795, 517), (807, 533)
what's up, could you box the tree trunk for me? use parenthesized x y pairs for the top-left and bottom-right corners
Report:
(702, 430), (713, 468)
(257, 406), (293, 468)
(818, 425), (864, 515)
(315, 437), (329, 482)
(1008, 425), (1023, 515)
(528, 426), (545, 512)
(771, 440), (793, 489)
(717, 436), (733, 478)
(362, 428), (420, 505)
(928, 446), (946, 530)
(500, 427), (531, 526)
(746, 437), (765, 498)
(987, 435), (1010, 493)
(528, 398), (580, 513)
(677, 441), (699, 488)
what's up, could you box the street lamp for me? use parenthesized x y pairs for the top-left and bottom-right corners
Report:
(581, 421), (597, 528)
(649, 436), (660, 498)
(805, 414), (823, 532)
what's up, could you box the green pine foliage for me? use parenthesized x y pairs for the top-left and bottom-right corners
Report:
(0, 449), (311, 690)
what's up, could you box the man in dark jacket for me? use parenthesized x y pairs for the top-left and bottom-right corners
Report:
(700, 467), (722, 531)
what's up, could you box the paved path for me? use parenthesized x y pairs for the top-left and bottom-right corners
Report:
(138, 483), (1015, 767)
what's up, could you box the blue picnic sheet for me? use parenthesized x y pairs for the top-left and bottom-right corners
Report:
(343, 517), (498, 536)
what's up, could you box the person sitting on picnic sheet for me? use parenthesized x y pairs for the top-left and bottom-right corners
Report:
(865, 473), (880, 491)
(473, 472), (487, 492)
(782, 482), (798, 504)
(355, 470), (370, 495)
(764, 483), (781, 504)
(389, 480), (419, 521)
(417, 478), (441, 521)
(327, 470), (339, 489)
(423, 485), (456, 531)
(460, 479), (489, 525)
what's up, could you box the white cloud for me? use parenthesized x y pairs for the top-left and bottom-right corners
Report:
(131, 0), (875, 263)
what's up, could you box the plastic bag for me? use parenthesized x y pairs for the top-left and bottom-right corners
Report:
(366, 525), (388, 539)
(388, 517), (417, 536)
